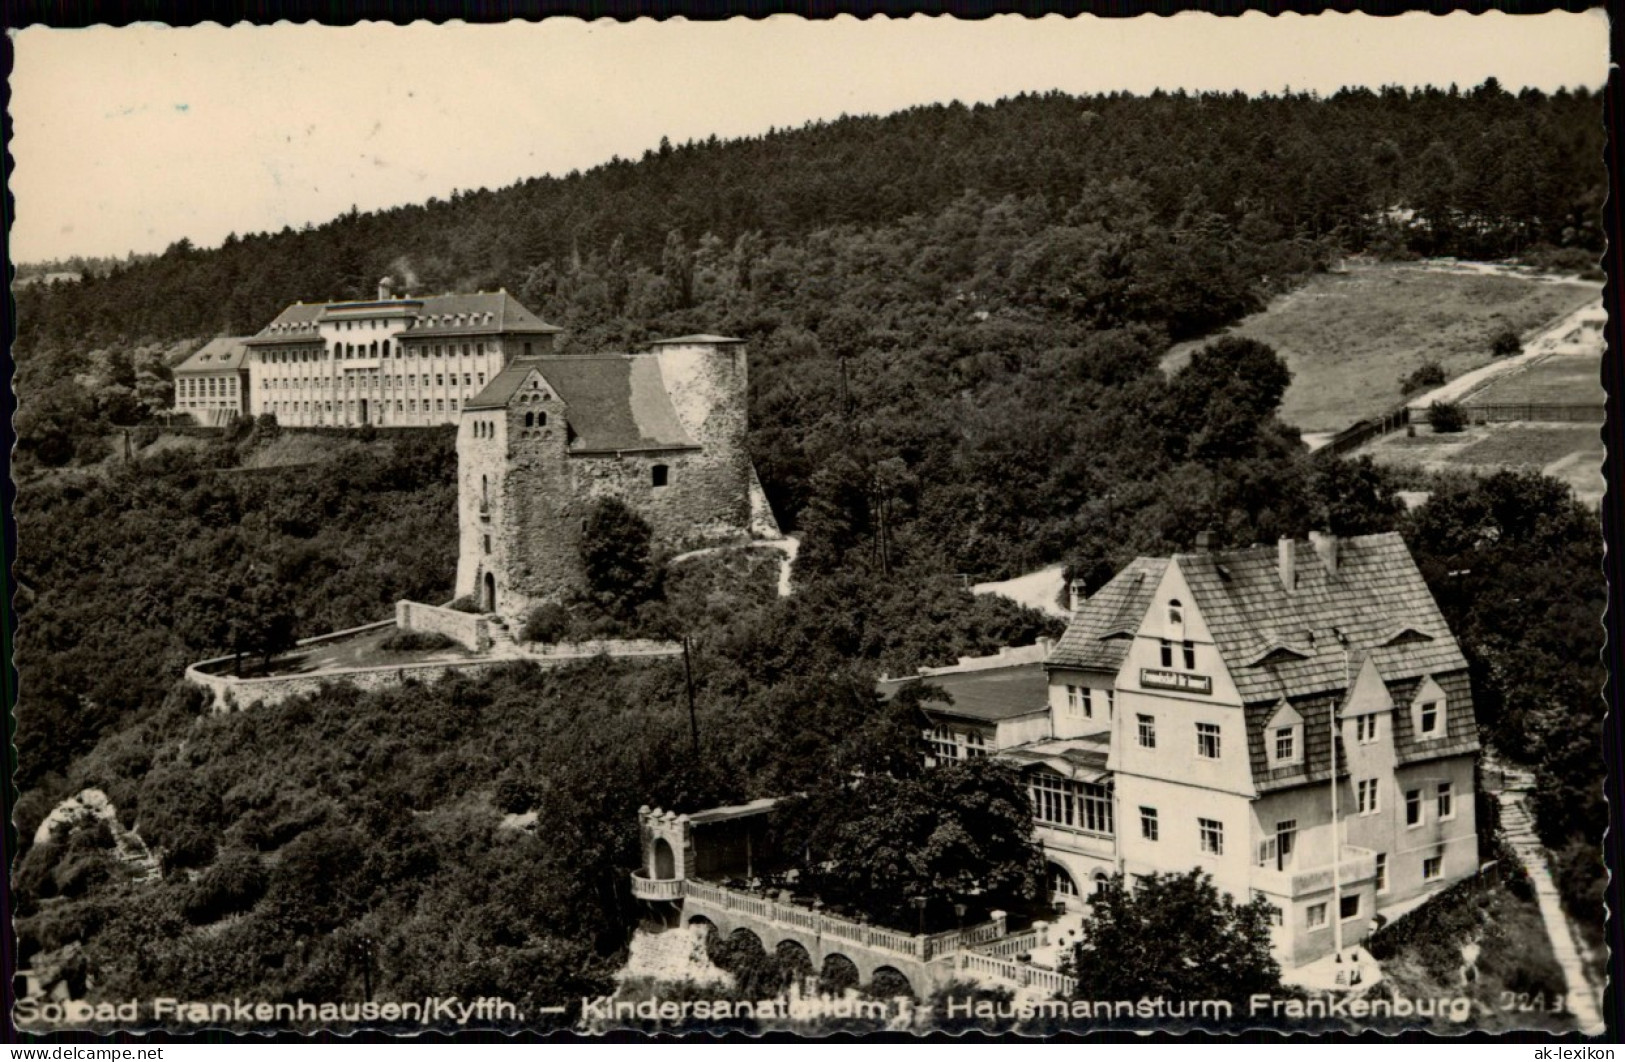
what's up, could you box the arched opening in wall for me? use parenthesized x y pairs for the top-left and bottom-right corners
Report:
(524, 412), (534, 428)
(774, 940), (814, 994)
(537, 411), (547, 426)
(818, 954), (860, 997)
(866, 966), (915, 1002)
(1049, 863), (1081, 907)
(652, 464), (669, 488)
(653, 838), (676, 879)
(1092, 871), (1110, 899)
(483, 572), (496, 614)
(371, 341), (379, 357)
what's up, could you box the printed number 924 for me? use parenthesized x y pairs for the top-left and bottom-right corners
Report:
(1500, 992), (1565, 1013)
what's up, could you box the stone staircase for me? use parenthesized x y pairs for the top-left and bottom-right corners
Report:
(1496, 788), (1604, 1035)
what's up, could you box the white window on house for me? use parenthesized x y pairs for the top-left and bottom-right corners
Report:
(1423, 855), (1443, 881)
(1357, 778), (1380, 815)
(925, 726), (959, 763)
(1196, 722), (1221, 760)
(1140, 806), (1159, 841)
(1080, 687), (1094, 718)
(1182, 640), (1196, 670)
(964, 730), (988, 759)
(1198, 817), (1224, 856)
(1137, 714), (1156, 749)
(1411, 677), (1448, 739)
(1160, 639), (1173, 668)
(1066, 685), (1084, 715)
(1104, 689), (1115, 719)
(1340, 894), (1361, 921)
(1306, 902), (1328, 928)
(1356, 714), (1379, 744)
(1049, 864), (1080, 900)
(1437, 781), (1454, 820)
(1029, 774), (1114, 835)
(1274, 726), (1296, 763)
(1405, 788), (1423, 827)
(1375, 853), (1389, 893)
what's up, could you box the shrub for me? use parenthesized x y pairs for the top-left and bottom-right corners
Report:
(380, 628), (456, 652)
(520, 602), (571, 644)
(1400, 361), (1447, 396)
(161, 822), (219, 872)
(1427, 401), (1466, 433)
(1490, 327), (1523, 358)
(132, 423), (161, 449)
(182, 849), (269, 924)
(493, 769), (542, 814)
(448, 595), (483, 614)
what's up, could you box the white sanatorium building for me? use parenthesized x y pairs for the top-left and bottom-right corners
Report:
(174, 280), (562, 428)
(884, 531), (1480, 968)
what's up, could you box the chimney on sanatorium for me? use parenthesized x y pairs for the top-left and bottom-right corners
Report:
(1278, 537), (1296, 592)
(379, 276), (394, 301)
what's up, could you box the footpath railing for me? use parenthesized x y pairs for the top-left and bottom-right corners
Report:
(956, 951), (1077, 995)
(682, 879), (1004, 962)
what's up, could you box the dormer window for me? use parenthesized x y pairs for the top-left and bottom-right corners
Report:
(1264, 701), (1304, 769)
(1410, 676), (1448, 740)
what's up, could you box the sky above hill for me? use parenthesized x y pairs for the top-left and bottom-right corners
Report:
(9, 12), (1610, 262)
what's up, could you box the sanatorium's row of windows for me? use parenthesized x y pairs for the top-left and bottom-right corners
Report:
(259, 399), (461, 415)
(179, 377), (237, 397)
(256, 339), (538, 362)
(260, 372), (487, 390)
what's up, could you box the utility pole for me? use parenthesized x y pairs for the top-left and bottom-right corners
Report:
(683, 635), (699, 760)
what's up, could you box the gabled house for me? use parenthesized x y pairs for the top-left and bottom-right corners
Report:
(885, 531), (1481, 969)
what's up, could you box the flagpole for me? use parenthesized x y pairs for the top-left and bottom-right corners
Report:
(1331, 634), (1349, 963)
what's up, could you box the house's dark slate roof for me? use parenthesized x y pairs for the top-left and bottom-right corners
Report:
(877, 662), (1049, 723)
(1244, 670), (1478, 793)
(1046, 558), (1169, 674)
(174, 336), (253, 373)
(1178, 533), (1467, 706)
(465, 355), (698, 453)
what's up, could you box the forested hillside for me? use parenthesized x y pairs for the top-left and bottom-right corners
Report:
(9, 82), (1609, 1024)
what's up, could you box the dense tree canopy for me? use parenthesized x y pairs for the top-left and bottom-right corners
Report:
(1063, 871), (1282, 1010)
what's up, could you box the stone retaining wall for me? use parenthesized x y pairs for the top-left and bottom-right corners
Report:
(396, 599), (491, 652)
(185, 635), (682, 714)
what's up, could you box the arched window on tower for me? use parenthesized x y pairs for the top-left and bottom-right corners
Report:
(524, 412), (534, 428)
(652, 464), (669, 488)
(536, 411), (547, 427)
(480, 475), (489, 513)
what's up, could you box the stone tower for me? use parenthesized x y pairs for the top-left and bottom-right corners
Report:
(454, 335), (758, 619)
